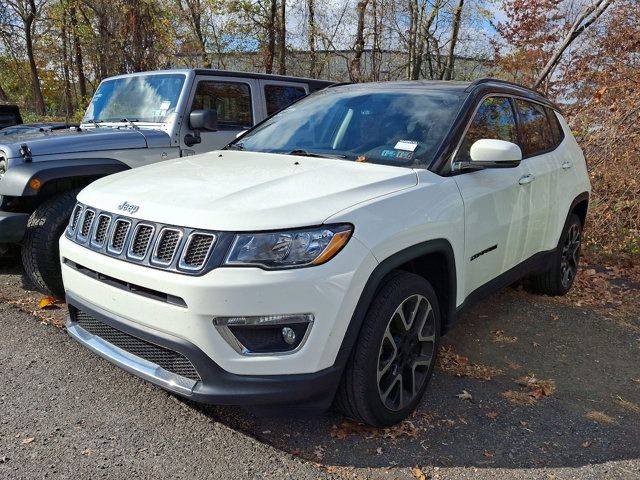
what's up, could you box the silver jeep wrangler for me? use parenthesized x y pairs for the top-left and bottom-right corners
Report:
(0, 69), (333, 297)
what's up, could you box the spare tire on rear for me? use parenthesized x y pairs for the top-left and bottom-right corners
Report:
(22, 189), (81, 299)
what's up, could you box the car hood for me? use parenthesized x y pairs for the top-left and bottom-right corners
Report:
(78, 150), (418, 231)
(0, 127), (170, 159)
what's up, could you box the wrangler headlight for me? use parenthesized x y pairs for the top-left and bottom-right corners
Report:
(224, 224), (353, 269)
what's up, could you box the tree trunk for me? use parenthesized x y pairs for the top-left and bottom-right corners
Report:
(307, 0), (318, 77)
(277, 0), (286, 75)
(69, 5), (87, 100)
(0, 83), (9, 102)
(264, 0), (277, 73)
(412, 0), (441, 80)
(349, 0), (369, 82)
(407, 0), (417, 79)
(443, 0), (464, 80)
(61, 14), (74, 117)
(533, 0), (613, 89)
(24, 0), (46, 115)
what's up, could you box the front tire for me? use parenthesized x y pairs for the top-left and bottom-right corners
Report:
(335, 271), (441, 427)
(22, 189), (81, 299)
(530, 213), (582, 296)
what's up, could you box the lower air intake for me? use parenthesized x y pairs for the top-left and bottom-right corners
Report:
(73, 309), (201, 382)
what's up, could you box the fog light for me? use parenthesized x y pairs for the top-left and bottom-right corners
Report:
(281, 327), (296, 345)
(213, 314), (313, 355)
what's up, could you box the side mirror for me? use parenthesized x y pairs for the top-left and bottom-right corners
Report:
(189, 109), (218, 132)
(469, 139), (522, 166)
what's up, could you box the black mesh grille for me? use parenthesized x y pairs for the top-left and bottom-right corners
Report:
(155, 229), (181, 263)
(93, 215), (111, 246)
(110, 220), (130, 252)
(80, 210), (95, 238)
(70, 205), (83, 231)
(181, 234), (214, 268)
(130, 225), (153, 258)
(74, 310), (201, 382)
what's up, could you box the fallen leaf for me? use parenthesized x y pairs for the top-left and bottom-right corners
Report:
(531, 342), (542, 348)
(376, 447), (383, 455)
(81, 448), (93, 456)
(549, 313), (559, 321)
(502, 390), (537, 406)
(581, 440), (592, 448)
(483, 451), (494, 457)
(412, 466), (427, 480)
(457, 390), (472, 401)
(437, 345), (502, 380)
(585, 410), (615, 424)
(21, 437), (34, 445)
(38, 296), (58, 309)
(485, 411), (498, 419)
(616, 396), (640, 414)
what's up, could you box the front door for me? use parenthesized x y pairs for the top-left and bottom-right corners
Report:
(180, 76), (258, 155)
(452, 96), (534, 298)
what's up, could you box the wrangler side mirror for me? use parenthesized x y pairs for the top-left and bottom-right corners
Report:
(189, 109), (218, 132)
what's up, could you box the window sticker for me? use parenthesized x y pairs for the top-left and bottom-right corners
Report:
(394, 140), (418, 151)
(380, 149), (414, 160)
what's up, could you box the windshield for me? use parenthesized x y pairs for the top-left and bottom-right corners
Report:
(232, 87), (465, 168)
(83, 74), (186, 124)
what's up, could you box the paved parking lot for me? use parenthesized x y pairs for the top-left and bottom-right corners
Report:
(1, 260), (639, 479)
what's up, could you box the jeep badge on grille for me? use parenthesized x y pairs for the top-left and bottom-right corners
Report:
(117, 201), (140, 214)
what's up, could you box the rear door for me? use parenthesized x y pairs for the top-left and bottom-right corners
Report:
(452, 96), (534, 298)
(513, 99), (562, 257)
(181, 75), (258, 155)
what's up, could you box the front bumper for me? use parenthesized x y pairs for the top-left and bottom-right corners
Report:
(66, 292), (343, 409)
(0, 210), (28, 243)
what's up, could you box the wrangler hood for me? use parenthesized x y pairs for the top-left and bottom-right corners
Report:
(78, 150), (419, 231)
(0, 127), (170, 159)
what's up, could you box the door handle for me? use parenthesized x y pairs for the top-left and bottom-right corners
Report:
(562, 161), (573, 170)
(518, 174), (535, 185)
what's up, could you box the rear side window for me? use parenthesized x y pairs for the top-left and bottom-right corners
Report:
(515, 99), (554, 157)
(455, 96), (517, 162)
(191, 81), (252, 129)
(545, 107), (565, 146)
(264, 85), (307, 116)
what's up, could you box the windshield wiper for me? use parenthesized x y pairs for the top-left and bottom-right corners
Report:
(286, 149), (347, 159)
(120, 118), (139, 129)
(85, 119), (102, 128)
(226, 142), (244, 151)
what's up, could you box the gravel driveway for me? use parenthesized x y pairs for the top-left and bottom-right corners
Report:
(1, 260), (638, 479)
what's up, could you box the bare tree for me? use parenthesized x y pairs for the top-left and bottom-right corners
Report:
(277, 0), (286, 74)
(533, 0), (613, 89)
(68, 3), (87, 100)
(175, 0), (211, 68)
(307, 0), (318, 77)
(443, 0), (465, 80)
(349, 0), (369, 82)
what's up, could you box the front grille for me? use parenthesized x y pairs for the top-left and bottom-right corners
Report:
(92, 215), (111, 247)
(79, 210), (95, 239)
(180, 234), (215, 270)
(74, 309), (201, 382)
(129, 224), (154, 259)
(66, 202), (218, 275)
(110, 220), (130, 253)
(153, 229), (181, 264)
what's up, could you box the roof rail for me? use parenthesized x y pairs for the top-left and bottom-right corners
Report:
(327, 82), (354, 88)
(466, 78), (545, 96)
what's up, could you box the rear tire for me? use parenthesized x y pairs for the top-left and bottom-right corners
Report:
(530, 213), (582, 296)
(335, 271), (440, 427)
(22, 189), (81, 299)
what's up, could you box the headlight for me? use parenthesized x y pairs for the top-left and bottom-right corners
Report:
(0, 156), (7, 180)
(224, 224), (353, 269)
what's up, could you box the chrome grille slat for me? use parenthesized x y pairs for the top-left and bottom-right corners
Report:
(73, 309), (201, 381)
(152, 228), (182, 265)
(128, 224), (154, 260)
(179, 233), (215, 271)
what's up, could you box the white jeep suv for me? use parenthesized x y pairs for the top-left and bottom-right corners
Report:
(60, 79), (590, 426)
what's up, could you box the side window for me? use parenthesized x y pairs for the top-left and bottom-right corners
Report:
(455, 96), (517, 162)
(514, 99), (554, 157)
(545, 107), (564, 147)
(191, 81), (252, 130)
(264, 84), (307, 116)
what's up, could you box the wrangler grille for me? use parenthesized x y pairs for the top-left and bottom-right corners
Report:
(69, 204), (83, 232)
(74, 309), (201, 382)
(129, 224), (154, 259)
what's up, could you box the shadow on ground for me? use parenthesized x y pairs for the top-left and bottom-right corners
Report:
(198, 287), (640, 471)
